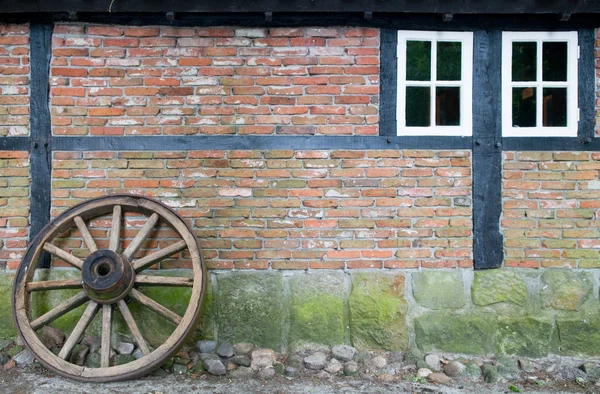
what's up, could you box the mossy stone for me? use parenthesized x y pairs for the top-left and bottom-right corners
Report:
(0, 273), (16, 339)
(288, 272), (345, 349)
(216, 272), (284, 351)
(412, 271), (466, 310)
(494, 316), (553, 358)
(7, 346), (23, 358)
(541, 270), (593, 311)
(414, 313), (496, 355)
(114, 354), (136, 366)
(349, 272), (408, 351)
(86, 352), (101, 368)
(472, 269), (528, 306)
(555, 316), (600, 356)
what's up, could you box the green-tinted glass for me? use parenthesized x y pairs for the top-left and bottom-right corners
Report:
(543, 42), (567, 82)
(543, 88), (567, 127)
(406, 86), (430, 127)
(406, 41), (431, 81)
(436, 87), (460, 126)
(512, 87), (536, 127)
(512, 42), (537, 82)
(437, 42), (461, 81)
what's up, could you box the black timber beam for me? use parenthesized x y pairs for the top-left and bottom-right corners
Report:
(29, 23), (52, 268)
(2, 0), (600, 14)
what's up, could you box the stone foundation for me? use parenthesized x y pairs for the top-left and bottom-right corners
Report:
(11, 267), (600, 357)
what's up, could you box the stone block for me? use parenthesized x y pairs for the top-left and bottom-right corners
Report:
(0, 272), (16, 339)
(288, 272), (345, 348)
(494, 316), (553, 358)
(217, 272), (284, 351)
(541, 270), (593, 311)
(412, 271), (466, 310)
(556, 316), (600, 356)
(349, 272), (407, 351)
(414, 313), (495, 355)
(472, 269), (528, 306)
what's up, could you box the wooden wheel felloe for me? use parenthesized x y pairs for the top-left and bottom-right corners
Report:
(12, 195), (206, 382)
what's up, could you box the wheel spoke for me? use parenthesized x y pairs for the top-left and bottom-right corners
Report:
(27, 278), (82, 292)
(30, 291), (88, 330)
(109, 205), (121, 252)
(100, 304), (112, 368)
(117, 299), (150, 356)
(129, 288), (182, 326)
(74, 216), (97, 253)
(132, 240), (187, 273)
(43, 243), (83, 270)
(135, 275), (193, 287)
(58, 301), (99, 360)
(123, 213), (159, 260)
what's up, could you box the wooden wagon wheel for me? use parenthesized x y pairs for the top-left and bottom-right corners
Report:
(12, 194), (206, 382)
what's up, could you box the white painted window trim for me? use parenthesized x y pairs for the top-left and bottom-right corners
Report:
(396, 30), (473, 137)
(502, 31), (578, 137)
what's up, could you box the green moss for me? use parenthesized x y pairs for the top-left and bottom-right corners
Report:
(472, 269), (528, 307)
(0, 272), (16, 339)
(412, 271), (466, 310)
(541, 270), (593, 311)
(556, 315), (600, 356)
(494, 316), (553, 358)
(349, 272), (407, 351)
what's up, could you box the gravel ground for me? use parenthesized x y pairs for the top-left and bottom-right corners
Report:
(0, 367), (591, 394)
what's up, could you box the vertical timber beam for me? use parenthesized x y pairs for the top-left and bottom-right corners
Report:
(29, 23), (52, 268)
(472, 30), (503, 269)
(578, 29), (595, 143)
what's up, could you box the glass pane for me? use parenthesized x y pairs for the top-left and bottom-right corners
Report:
(436, 87), (460, 126)
(512, 87), (536, 127)
(543, 42), (567, 82)
(406, 86), (430, 127)
(406, 41), (431, 81)
(512, 42), (537, 82)
(437, 42), (462, 81)
(543, 88), (567, 127)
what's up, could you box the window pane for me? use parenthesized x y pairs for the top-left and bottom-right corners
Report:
(543, 42), (568, 82)
(406, 86), (430, 126)
(437, 42), (462, 81)
(406, 41), (431, 81)
(512, 87), (536, 127)
(512, 42), (537, 82)
(436, 87), (460, 126)
(543, 88), (567, 127)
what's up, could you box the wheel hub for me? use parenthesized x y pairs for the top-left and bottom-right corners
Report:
(82, 249), (134, 304)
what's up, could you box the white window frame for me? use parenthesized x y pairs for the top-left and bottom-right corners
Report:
(502, 31), (578, 137)
(396, 30), (473, 137)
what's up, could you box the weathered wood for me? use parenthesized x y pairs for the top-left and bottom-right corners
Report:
(100, 304), (112, 368)
(132, 240), (187, 272)
(135, 275), (193, 287)
(123, 213), (159, 260)
(129, 288), (182, 325)
(58, 301), (99, 360)
(109, 205), (121, 252)
(117, 299), (150, 356)
(30, 291), (88, 330)
(74, 216), (97, 253)
(43, 243), (83, 269)
(27, 278), (82, 292)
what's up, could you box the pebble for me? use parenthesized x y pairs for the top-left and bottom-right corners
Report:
(444, 360), (466, 377)
(258, 367), (276, 379)
(274, 362), (284, 375)
(233, 342), (254, 356)
(68, 345), (89, 366)
(0, 340), (12, 352)
(482, 364), (500, 383)
(196, 340), (217, 354)
(518, 358), (535, 373)
(232, 355), (251, 367)
(3, 359), (15, 370)
(425, 354), (441, 371)
(344, 361), (360, 376)
(41, 326), (64, 349)
(13, 349), (35, 366)
(171, 363), (188, 375)
(417, 368), (433, 378)
(133, 348), (144, 359)
(429, 372), (454, 385)
(230, 366), (255, 378)
(581, 362), (600, 379)
(86, 353), (101, 368)
(331, 345), (356, 362)
(304, 352), (327, 370)
(80, 335), (101, 353)
(0, 354), (9, 365)
(287, 354), (303, 368)
(114, 354), (135, 366)
(315, 370), (331, 380)
(378, 373), (394, 382)
(369, 355), (387, 370)
(324, 358), (343, 374)
(464, 362), (482, 380)
(496, 356), (519, 380)
(199, 352), (220, 362)
(203, 358), (227, 376)
(251, 348), (276, 370)
(216, 342), (234, 358)
(115, 342), (135, 355)
(284, 366), (299, 377)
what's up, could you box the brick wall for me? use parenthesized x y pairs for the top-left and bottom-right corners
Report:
(0, 25), (29, 137)
(51, 150), (473, 270)
(0, 152), (30, 269)
(50, 24), (379, 136)
(596, 28), (599, 136)
(502, 151), (600, 269)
